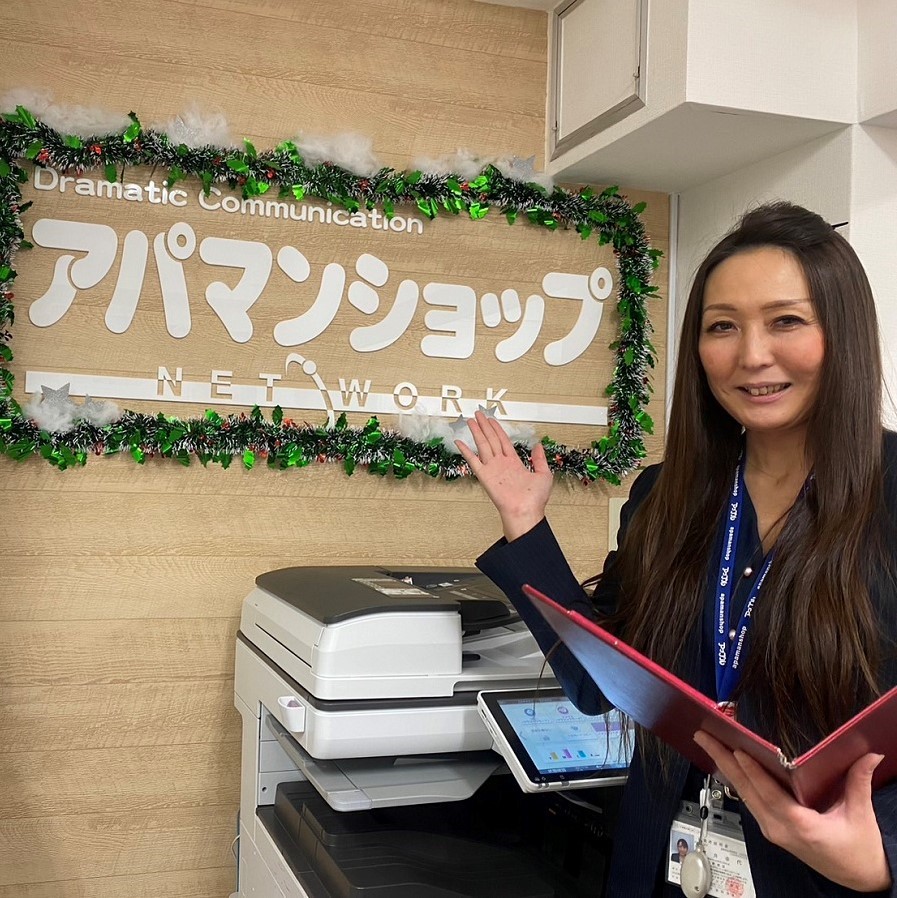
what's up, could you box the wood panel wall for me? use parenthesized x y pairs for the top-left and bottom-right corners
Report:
(0, 2), (669, 895)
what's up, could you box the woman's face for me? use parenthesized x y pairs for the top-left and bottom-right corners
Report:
(698, 247), (825, 439)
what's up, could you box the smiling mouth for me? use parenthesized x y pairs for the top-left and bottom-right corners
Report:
(742, 384), (789, 397)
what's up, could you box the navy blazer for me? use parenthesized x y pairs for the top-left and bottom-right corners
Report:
(477, 433), (897, 898)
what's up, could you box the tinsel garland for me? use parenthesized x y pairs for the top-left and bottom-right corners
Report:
(0, 105), (661, 484)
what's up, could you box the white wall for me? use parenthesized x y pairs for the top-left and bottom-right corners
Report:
(675, 127), (852, 326)
(858, 0), (897, 125)
(847, 125), (897, 425)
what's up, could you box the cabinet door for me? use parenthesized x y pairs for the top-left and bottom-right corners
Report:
(551, 0), (647, 158)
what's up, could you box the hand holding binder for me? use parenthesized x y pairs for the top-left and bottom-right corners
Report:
(693, 730), (892, 891)
(523, 584), (897, 812)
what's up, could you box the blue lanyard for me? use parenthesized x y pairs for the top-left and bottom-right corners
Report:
(714, 460), (774, 703)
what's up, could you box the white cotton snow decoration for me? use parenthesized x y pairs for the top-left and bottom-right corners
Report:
(295, 132), (382, 178)
(413, 149), (484, 181)
(24, 384), (122, 433)
(493, 418), (536, 448)
(414, 148), (555, 192)
(2, 88), (131, 138)
(77, 397), (122, 427)
(156, 103), (233, 148)
(397, 409), (459, 447)
(493, 154), (555, 193)
(395, 410), (536, 455)
(23, 395), (77, 433)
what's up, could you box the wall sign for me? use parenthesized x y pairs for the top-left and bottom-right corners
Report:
(0, 106), (660, 482)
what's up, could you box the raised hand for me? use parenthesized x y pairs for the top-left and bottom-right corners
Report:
(693, 730), (891, 892)
(455, 410), (555, 541)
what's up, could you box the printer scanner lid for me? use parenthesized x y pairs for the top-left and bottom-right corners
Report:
(240, 566), (546, 701)
(254, 566), (516, 632)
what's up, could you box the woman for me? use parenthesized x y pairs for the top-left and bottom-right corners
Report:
(671, 838), (690, 864)
(458, 202), (897, 896)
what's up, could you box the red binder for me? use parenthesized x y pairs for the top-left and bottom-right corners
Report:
(523, 583), (897, 811)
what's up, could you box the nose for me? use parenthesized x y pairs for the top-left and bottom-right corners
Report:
(737, 326), (774, 369)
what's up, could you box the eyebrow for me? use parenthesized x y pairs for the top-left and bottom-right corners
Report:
(702, 298), (812, 314)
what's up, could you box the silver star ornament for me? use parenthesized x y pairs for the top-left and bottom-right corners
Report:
(449, 414), (471, 437)
(40, 382), (76, 413)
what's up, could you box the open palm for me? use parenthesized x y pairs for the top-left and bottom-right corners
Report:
(455, 410), (555, 541)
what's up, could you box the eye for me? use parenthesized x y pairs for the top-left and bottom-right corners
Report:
(704, 320), (735, 334)
(773, 315), (807, 328)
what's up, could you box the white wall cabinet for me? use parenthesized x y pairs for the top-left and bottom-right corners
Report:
(550, 0), (647, 158)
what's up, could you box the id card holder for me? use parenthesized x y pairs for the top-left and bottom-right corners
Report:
(666, 800), (755, 897)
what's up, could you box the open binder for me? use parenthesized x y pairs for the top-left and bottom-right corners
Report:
(524, 584), (897, 811)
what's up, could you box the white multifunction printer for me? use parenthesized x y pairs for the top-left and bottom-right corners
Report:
(233, 566), (623, 898)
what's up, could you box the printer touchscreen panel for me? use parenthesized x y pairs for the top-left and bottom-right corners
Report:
(478, 687), (632, 792)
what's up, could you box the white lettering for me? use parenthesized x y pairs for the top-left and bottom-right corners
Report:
(55, 182), (410, 232)
(33, 167), (59, 190)
(265, 200), (289, 219)
(393, 382), (419, 409)
(75, 178), (97, 196)
(198, 187), (221, 211)
(441, 384), (463, 415)
(485, 387), (508, 417)
(96, 180), (124, 200)
(211, 369), (233, 397)
(258, 373), (281, 403)
(157, 366), (183, 397)
(243, 198), (265, 216)
(145, 181), (163, 204)
(338, 377), (372, 406)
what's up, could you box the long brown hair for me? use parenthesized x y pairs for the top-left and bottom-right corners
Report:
(604, 202), (886, 759)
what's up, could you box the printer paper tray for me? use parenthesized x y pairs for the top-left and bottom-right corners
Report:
(266, 714), (502, 812)
(236, 636), (498, 758)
